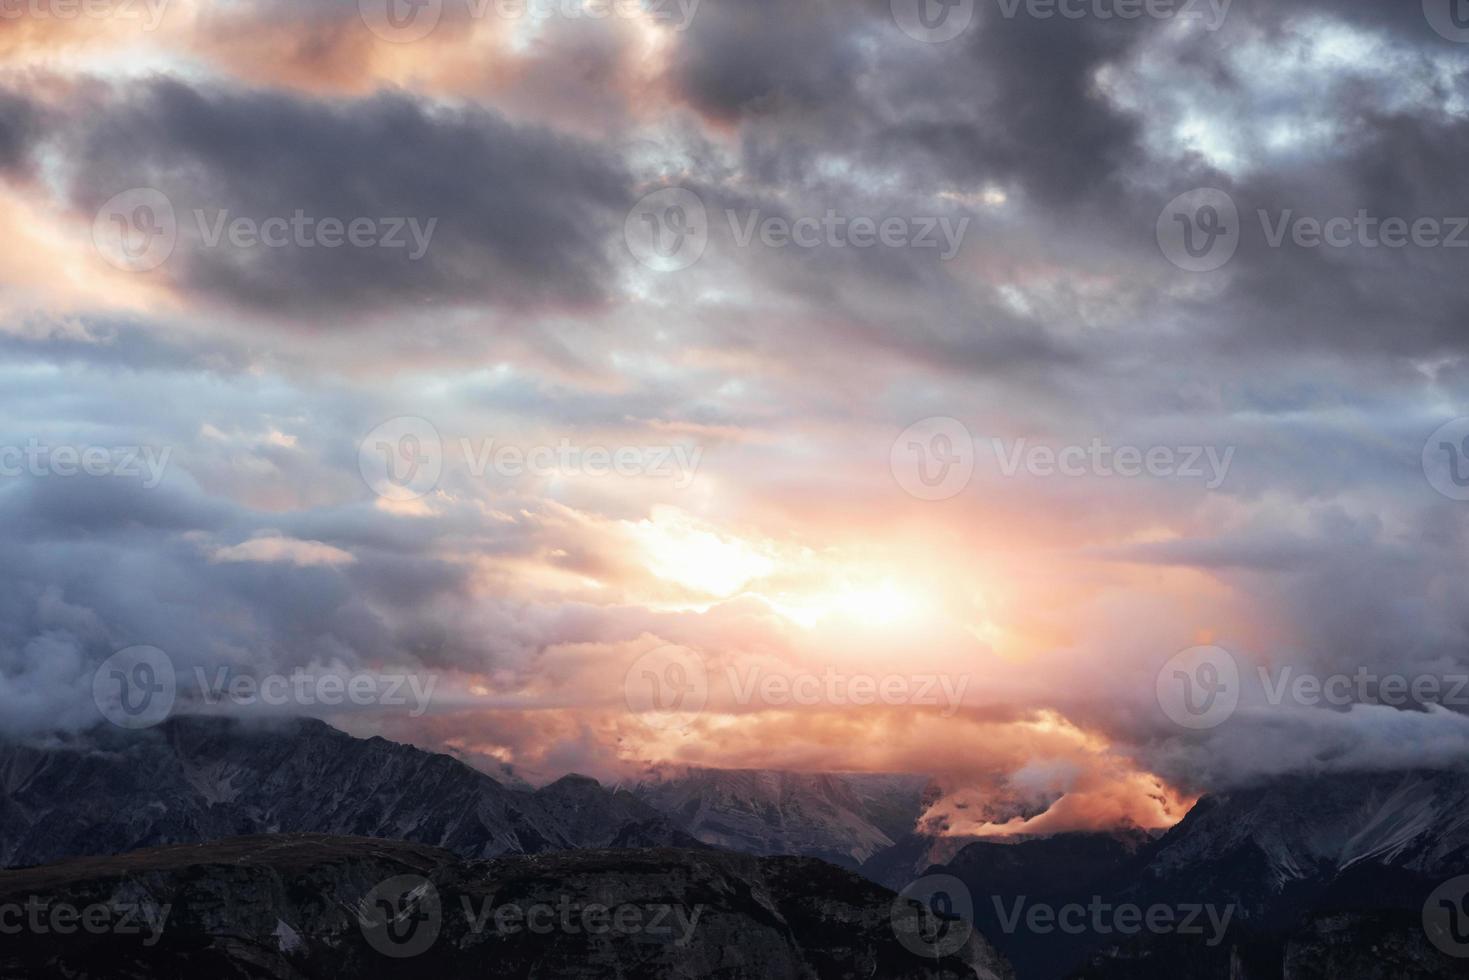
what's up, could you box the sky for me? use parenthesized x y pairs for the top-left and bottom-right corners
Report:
(4, 0), (1469, 836)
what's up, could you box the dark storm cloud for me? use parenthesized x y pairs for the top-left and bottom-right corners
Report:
(669, 0), (867, 120)
(668, 0), (1145, 206)
(1061, 4), (1469, 360)
(64, 79), (630, 317)
(661, 0), (1469, 365)
(1142, 112), (1469, 359)
(0, 89), (40, 174)
(3, 475), (231, 538)
(0, 374), (704, 732)
(892, 13), (1144, 205)
(1078, 497), (1469, 791)
(0, 471), (498, 734)
(1239, 0), (1466, 41)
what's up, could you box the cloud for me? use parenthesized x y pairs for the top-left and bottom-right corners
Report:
(38, 78), (631, 319)
(210, 535), (357, 567)
(1, 0), (1468, 838)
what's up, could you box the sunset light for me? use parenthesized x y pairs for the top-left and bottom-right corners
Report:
(5, 1), (1468, 975)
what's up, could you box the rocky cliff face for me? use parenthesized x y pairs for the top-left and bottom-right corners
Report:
(921, 770), (1469, 979)
(1077, 770), (1469, 978)
(0, 718), (936, 873)
(1279, 908), (1461, 980)
(0, 716), (693, 868)
(631, 767), (933, 868)
(0, 833), (1015, 980)
(1135, 769), (1469, 901)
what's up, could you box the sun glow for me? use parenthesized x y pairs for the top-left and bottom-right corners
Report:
(627, 507), (946, 630)
(630, 506), (775, 597)
(767, 578), (931, 629)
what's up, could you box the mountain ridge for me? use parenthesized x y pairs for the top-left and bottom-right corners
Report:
(0, 715), (696, 868)
(922, 768), (1469, 979)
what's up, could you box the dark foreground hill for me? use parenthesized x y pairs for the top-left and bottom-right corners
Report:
(0, 833), (1014, 980)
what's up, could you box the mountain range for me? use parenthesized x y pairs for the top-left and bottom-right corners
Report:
(924, 769), (1469, 978)
(0, 716), (699, 868)
(3, 717), (1467, 978)
(0, 716), (938, 874)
